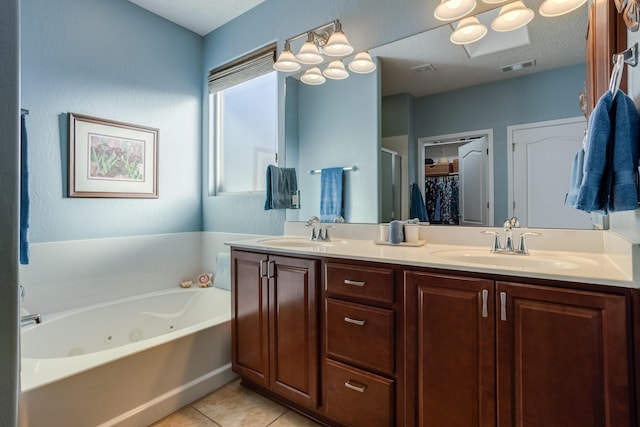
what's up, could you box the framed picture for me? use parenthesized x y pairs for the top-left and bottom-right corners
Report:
(68, 113), (158, 198)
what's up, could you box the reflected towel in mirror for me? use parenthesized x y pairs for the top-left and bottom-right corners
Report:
(264, 165), (298, 210)
(320, 167), (344, 222)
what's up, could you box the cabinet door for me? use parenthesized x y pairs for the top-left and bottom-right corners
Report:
(269, 255), (319, 409)
(496, 282), (631, 427)
(405, 271), (495, 427)
(232, 250), (270, 387)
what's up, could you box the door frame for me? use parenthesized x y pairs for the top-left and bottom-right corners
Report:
(506, 116), (588, 223)
(418, 128), (494, 226)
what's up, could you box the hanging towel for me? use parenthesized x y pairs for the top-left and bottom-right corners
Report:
(574, 90), (640, 213)
(608, 91), (640, 211)
(409, 183), (429, 222)
(264, 165), (298, 210)
(565, 148), (585, 208)
(574, 91), (614, 213)
(320, 167), (343, 222)
(20, 112), (30, 265)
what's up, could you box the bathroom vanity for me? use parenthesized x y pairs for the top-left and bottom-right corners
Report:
(229, 229), (639, 427)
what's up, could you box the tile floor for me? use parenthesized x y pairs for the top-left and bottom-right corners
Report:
(151, 378), (322, 427)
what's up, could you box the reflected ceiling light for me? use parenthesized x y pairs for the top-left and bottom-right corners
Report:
(301, 67), (326, 85)
(273, 41), (301, 72)
(348, 51), (377, 74)
(435, 0), (477, 21)
(491, 1), (535, 31)
(539, 0), (587, 17)
(323, 21), (354, 56)
(323, 60), (349, 79)
(295, 32), (324, 65)
(481, 0), (509, 3)
(450, 16), (488, 44)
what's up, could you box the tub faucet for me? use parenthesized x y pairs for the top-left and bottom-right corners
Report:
(21, 313), (41, 327)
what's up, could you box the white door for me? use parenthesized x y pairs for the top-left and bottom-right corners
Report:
(509, 117), (591, 229)
(459, 137), (489, 226)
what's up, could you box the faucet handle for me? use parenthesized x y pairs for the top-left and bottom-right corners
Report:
(482, 231), (502, 253)
(517, 232), (541, 254)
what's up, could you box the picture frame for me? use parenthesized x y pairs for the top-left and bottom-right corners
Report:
(68, 113), (159, 198)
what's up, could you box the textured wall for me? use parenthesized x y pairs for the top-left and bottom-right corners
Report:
(21, 0), (203, 242)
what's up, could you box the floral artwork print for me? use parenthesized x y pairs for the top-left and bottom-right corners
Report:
(88, 134), (145, 181)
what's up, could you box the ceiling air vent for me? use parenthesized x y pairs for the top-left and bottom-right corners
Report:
(412, 63), (437, 74)
(500, 59), (536, 73)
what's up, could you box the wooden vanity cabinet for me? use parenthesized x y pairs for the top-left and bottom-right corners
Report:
(405, 271), (633, 427)
(231, 249), (320, 410)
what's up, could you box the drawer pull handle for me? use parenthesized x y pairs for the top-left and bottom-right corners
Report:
(481, 289), (488, 318)
(344, 317), (366, 326)
(344, 279), (365, 287)
(344, 381), (367, 393)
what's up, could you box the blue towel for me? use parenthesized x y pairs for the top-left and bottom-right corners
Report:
(389, 220), (404, 244)
(20, 113), (30, 265)
(264, 165), (298, 210)
(320, 167), (343, 222)
(608, 91), (640, 211)
(564, 147), (584, 207)
(574, 90), (640, 213)
(409, 183), (429, 222)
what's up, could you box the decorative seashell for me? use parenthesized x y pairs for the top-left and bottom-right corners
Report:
(180, 280), (192, 288)
(197, 273), (212, 287)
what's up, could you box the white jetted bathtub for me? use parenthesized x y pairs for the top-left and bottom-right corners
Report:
(19, 287), (236, 427)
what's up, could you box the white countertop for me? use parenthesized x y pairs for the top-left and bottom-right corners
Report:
(228, 229), (639, 289)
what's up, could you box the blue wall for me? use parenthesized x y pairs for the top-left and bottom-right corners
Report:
(21, 0), (203, 242)
(295, 71), (380, 223)
(412, 63), (586, 223)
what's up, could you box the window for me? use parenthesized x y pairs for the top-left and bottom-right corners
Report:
(209, 45), (277, 195)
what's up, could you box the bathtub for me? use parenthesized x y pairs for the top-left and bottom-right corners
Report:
(19, 287), (237, 427)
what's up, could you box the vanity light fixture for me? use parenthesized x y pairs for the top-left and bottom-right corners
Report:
(323, 20), (354, 56)
(301, 67), (326, 85)
(348, 51), (377, 74)
(538, 0), (587, 17)
(273, 41), (301, 72)
(323, 60), (349, 79)
(435, 0), (478, 21)
(450, 16), (488, 44)
(491, 1), (535, 31)
(295, 32), (325, 65)
(273, 19), (375, 85)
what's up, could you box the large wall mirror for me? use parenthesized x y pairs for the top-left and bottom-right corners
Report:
(285, 0), (597, 229)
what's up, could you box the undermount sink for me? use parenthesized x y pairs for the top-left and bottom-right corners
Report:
(430, 249), (596, 270)
(257, 237), (342, 249)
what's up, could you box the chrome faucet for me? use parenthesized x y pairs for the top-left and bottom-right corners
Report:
(482, 217), (541, 255)
(21, 313), (41, 327)
(306, 216), (320, 240)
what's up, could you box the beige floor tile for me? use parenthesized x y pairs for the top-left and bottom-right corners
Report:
(269, 410), (322, 427)
(151, 406), (221, 427)
(193, 379), (287, 427)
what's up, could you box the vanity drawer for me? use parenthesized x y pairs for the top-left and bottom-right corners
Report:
(325, 262), (395, 303)
(326, 298), (394, 374)
(325, 358), (394, 427)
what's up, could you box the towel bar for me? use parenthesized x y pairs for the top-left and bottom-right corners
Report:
(309, 166), (358, 175)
